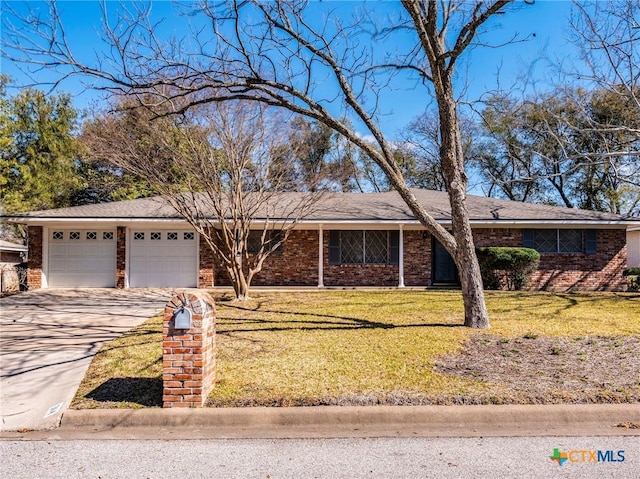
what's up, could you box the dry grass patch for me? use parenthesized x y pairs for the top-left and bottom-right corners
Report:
(71, 290), (640, 408)
(435, 335), (640, 404)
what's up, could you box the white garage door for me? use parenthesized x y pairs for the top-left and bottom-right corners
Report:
(48, 229), (116, 287)
(129, 230), (198, 287)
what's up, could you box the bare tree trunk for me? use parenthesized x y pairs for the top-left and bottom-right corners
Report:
(454, 216), (490, 329)
(410, 0), (495, 329)
(234, 275), (250, 301)
(442, 115), (489, 327)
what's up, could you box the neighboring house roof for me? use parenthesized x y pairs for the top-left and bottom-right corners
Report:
(4, 189), (639, 227)
(0, 240), (27, 252)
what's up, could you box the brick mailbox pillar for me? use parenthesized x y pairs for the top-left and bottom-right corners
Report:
(163, 292), (216, 408)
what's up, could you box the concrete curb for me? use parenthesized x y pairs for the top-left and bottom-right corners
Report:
(53, 404), (640, 439)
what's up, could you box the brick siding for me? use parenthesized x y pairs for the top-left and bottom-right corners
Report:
(403, 230), (432, 286)
(26, 225), (43, 289)
(212, 229), (432, 287)
(116, 226), (126, 289)
(214, 230), (320, 286)
(209, 227), (627, 291)
(473, 228), (627, 291)
(198, 234), (215, 288)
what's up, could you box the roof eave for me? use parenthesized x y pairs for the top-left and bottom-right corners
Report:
(6, 216), (637, 228)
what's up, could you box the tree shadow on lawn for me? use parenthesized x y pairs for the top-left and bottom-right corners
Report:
(85, 377), (162, 407)
(487, 291), (640, 317)
(217, 303), (464, 333)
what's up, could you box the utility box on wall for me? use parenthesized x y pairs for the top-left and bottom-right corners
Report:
(162, 291), (216, 408)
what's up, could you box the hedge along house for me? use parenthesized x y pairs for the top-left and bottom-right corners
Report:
(6, 189), (640, 291)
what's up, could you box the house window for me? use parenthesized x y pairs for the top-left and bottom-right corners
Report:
(183, 232), (195, 241)
(329, 230), (399, 265)
(86, 231), (97, 240)
(150, 232), (162, 241)
(524, 229), (597, 254)
(559, 230), (583, 253)
(246, 231), (283, 255)
(133, 232), (145, 240)
(102, 231), (114, 240)
(69, 231), (81, 240)
(52, 231), (64, 240)
(167, 232), (178, 240)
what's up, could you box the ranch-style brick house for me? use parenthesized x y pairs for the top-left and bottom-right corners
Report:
(6, 189), (640, 291)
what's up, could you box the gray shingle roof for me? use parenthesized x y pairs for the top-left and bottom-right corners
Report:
(5, 189), (638, 225)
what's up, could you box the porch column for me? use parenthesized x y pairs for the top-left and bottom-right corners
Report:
(398, 225), (405, 288)
(318, 225), (324, 288)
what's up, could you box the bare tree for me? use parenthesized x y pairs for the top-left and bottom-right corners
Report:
(1, 0), (532, 328)
(477, 87), (640, 214)
(399, 111), (481, 192)
(83, 99), (321, 300)
(474, 0), (640, 216)
(569, 0), (640, 115)
(567, 1), (640, 215)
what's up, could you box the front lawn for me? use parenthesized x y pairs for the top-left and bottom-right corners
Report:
(71, 290), (640, 409)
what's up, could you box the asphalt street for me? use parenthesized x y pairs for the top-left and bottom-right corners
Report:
(1, 436), (638, 479)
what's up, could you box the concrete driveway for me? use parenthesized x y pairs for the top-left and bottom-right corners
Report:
(0, 289), (171, 431)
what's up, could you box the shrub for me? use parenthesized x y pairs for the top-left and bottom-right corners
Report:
(622, 267), (640, 277)
(476, 247), (540, 290)
(623, 267), (640, 292)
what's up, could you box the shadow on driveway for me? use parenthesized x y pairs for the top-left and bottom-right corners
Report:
(0, 288), (176, 431)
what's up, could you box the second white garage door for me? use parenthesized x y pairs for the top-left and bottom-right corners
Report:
(129, 230), (198, 287)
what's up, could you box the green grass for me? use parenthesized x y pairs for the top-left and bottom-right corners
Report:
(71, 290), (640, 409)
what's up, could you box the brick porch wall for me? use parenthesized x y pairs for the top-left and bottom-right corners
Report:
(211, 229), (432, 287)
(207, 227), (627, 291)
(403, 230), (431, 286)
(213, 230), (319, 286)
(473, 228), (627, 291)
(26, 225), (43, 289)
(253, 230), (319, 286)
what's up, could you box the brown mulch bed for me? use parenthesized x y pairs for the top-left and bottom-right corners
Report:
(434, 334), (640, 404)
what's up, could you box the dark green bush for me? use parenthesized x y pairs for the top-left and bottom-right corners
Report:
(624, 267), (640, 292)
(623, 267), (640, 277)
(476, 247), (540, 291)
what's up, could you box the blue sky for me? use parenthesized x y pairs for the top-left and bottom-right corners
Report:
(1, 0), (581, 137)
